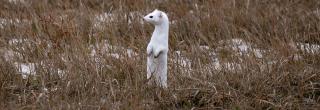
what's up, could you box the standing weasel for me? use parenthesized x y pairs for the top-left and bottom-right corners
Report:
(143, 9), (169, 88)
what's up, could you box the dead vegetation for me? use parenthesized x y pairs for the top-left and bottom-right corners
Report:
(0, 0), (319, 109)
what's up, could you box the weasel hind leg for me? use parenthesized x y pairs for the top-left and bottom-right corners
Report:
(147, 55), (155, 80)
(155, 54), (168, 88)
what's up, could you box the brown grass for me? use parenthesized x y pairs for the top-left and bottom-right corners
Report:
(0, 0), (319, 109)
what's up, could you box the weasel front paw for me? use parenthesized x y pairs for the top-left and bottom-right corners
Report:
(147, 47), (153, 56)
(154, 51), (162, 58)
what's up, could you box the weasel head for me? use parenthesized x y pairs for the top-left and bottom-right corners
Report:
(143, 9), (168, 25)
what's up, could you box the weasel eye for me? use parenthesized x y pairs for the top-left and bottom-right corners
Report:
(149, 16), (153, 18)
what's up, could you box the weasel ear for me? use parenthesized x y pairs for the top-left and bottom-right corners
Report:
(159, 12), (163, 18)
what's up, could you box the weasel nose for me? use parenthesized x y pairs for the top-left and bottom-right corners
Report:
(143, 16), (147, 20)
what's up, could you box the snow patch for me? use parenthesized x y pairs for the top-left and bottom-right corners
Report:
(90, 41), (138, 60)
(94, 11), (144, 29)
(94, 12), (115, 28)
(297, 42), (320, 54)
(223, 38), (264, 58)
(8, 0), (26, 4)
(0, 18), (30, 29)
(173, 51), (192, 68)
(15, 63), (36, 79)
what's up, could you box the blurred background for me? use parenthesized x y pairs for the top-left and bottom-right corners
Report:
(0, 0), (319, 109)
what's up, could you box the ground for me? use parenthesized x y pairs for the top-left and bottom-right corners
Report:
(0, 0), (319, 109)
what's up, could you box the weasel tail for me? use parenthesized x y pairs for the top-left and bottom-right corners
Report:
(144, 9), (169, 88)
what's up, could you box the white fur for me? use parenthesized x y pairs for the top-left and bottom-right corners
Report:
(144, 9), (169, 88)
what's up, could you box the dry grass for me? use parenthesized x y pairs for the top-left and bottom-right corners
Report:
(0, 0), (320, 109)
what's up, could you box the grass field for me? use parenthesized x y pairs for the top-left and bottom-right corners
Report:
(0, 0), (320, 109)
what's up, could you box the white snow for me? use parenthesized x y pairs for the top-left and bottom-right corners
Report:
(89, 40), (138, 60)
(220, 38), (264, 58)
(94, 12), (115, 28)
(8, 0), (26, 4)
(94, 11), (144, 29)
(0, 18), (30, 29)
(0, 18), (17, 29)
(173, 51), (192, 68)
(126, 49), (136, 58)
(297, 42), (320, 54)
(15, 63), (36, 79)
(110, 53), (120, 59)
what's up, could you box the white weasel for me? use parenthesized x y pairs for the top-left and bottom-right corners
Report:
(143, 9), (169, 88)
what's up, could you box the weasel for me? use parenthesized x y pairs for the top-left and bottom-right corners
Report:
(143, 9), (169, 88)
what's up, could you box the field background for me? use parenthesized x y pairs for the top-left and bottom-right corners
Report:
(0, 0), (320, 109)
